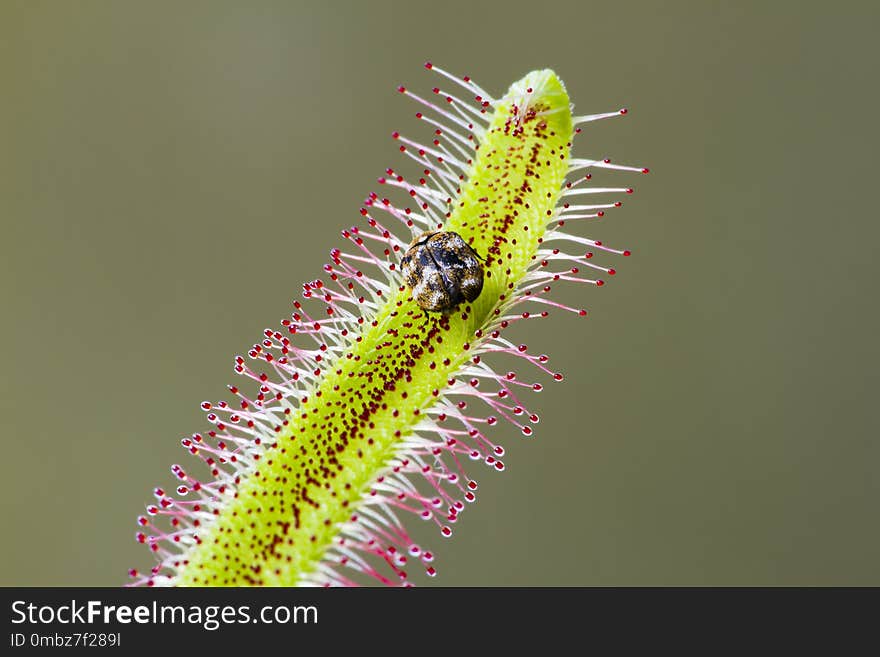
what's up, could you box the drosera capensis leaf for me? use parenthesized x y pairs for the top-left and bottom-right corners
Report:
(130, 64), (645, 586)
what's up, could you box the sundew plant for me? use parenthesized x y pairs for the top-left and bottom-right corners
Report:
(130, 64), (646, 586)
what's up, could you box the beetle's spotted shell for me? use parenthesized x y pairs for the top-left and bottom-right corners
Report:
(401, 231), (484, 313)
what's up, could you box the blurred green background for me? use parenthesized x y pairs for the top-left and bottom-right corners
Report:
(1, 1), (877, 586)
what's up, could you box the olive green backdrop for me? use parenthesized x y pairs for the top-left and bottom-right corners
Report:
(1, 1), (877, 586)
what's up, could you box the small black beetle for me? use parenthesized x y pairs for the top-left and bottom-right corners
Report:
(401, 231), (484, 313)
